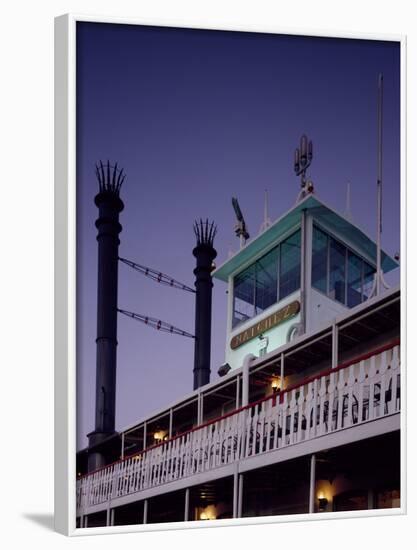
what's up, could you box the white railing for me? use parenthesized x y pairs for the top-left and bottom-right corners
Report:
(77, 343), (400, 513)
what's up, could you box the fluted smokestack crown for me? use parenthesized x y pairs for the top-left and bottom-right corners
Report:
(193, 218), (217, 248)
(95, 160), (125, 196)
(193, 219), (217, 390)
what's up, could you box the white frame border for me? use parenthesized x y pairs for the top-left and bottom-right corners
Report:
(54, 13), (406, 536)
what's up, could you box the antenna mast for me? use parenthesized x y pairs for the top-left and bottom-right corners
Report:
(344, 182), (352, 220)
(232, 197), (250, 248)
(370, 73), (389, 298)
(294, 134), (314, 203)
(259, 189), (272, 233)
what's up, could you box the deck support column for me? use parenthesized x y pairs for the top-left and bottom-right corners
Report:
(121, 432), (125, 459)
(238, 474), (244, 518)
(332, 323), (338, 369)
(242, 354), (255, 407)
(300, 209), (307, 335)
(169, 408), (173, 438)
(368, 489), (374, 509)
(309, 454), (316, 513)
(143, 499), (148, 524)
(197, 392), (203, 425)
(233, 470), (239, 518)
(280, 353), (285, 390)
(184, 488), (190, 521)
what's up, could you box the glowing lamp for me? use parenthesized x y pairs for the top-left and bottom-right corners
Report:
(271, 377), (281, 392)
(317, 492), (328, 511)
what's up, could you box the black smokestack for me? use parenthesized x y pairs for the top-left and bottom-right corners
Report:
(87, 161), (125, 472)
(192, 219), (217, 390)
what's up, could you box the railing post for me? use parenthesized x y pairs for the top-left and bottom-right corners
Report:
(86, 474), (92, 510)
(309, 454), (316, 513)
(111, 462), (118, 499)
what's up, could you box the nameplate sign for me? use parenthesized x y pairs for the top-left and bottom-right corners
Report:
(230, 300), (300, 350)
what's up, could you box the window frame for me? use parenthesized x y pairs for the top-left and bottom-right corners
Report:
(311, 222), (376, 308)
(231, 227), (302, 330)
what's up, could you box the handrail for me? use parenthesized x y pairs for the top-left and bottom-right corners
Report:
(78, 338), (400, 480)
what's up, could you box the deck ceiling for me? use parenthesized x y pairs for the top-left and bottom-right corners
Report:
(284, 333), (333, 373)
(339, 297), (400, 353)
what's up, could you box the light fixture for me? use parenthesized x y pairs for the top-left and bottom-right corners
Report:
(199, 505), (216, 520)
(218, 362), (231, 377)
(317, 492), (328, 511)
(271, 376), (281, 392)
(153, 430), (165, 441)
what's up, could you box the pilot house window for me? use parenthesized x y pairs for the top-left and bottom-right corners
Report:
(232, 230), (301, 328)
(312, 225), (376, 307)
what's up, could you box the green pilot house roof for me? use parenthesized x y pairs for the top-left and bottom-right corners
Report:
(213, 194), (398, 282)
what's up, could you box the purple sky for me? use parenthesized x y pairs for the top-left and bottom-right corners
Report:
(76, 23), (400, 450)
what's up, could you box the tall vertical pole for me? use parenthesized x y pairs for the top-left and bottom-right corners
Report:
(87, 161), (125, 472)
(300, 209), (307, 335)
(345, 182), (352, 220)
(192, 219), (217, 390)
(376, 73), (383, 297)
(370, 73), (389, 298)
